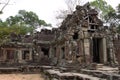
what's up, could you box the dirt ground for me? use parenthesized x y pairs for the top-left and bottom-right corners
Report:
(0, 73), (45, 80)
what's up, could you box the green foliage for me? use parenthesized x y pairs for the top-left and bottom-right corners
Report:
(6, 10), (49, 28)
(117, 4), (120, 13)
(116, 4), (120, 20)
(0, 22), (34, 44)
(90, 0), (115, 22)
(116, 4), (120, 33)
(0, 10), (51, 44)
(4, 10), (52, 34)
(90, 1), (120, 33)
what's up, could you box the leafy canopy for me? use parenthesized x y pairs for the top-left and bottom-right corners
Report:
(90, 0), (115, 22)
(0, 10), (51, 44)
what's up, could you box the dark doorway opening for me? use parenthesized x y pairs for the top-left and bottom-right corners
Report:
(73, 32), (78, 40)
(41, 48), (49, 57)
(22, 50), (29, 60)
(92, 38), (100, 63)
(107, 48), (111, 62)
(6, 50), (14, 59)
(61, 47), (65, 59)
(54, 47), (56, 57)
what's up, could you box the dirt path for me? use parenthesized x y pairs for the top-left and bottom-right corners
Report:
(0, 73), (44, 80)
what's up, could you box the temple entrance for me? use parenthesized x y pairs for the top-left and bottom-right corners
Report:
(6, 50), (14, 60)
(73, 32), (79, 40)
(92, 38), (101, 63)
(41, 48), (49, 57)
(61, 47), (65, 59)
(22, 50), (30, 60)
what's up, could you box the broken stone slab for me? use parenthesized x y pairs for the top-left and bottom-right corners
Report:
(97, 66), (118, 72)
(55, 72), (75, 80)
(102, 72), (120, 80)
(40, 66), (53, 72)
(81, 69), (120, 79)
(72, 73), (105, 80)
(44, 69), (105, 80)
(90, 63), (103, 70)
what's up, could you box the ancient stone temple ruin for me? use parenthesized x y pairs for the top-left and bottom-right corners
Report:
(0, 32), (33, 64)
(0, 3), (120, 80)
(49, 4), (117, 66)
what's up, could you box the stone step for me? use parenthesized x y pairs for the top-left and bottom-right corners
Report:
(81, 69), (120, 80)
(44, 69), (106, 80)
(91, 63), (104, 69)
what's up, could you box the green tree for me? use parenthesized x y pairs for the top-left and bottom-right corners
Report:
(116, 4), (120, 32)
(0, 22), (34, 44)
(0, 10), (51, 44)
(90, 0), (115, 23)
(6, 10), (49, 30)
(90, 1), (120, 33)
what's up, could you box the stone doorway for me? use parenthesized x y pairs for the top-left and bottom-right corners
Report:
(92, 38), (101, 63)
(41, 48), (49, 57)
(22, 50), (30, 60)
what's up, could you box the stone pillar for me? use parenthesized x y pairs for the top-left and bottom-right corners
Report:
(90, 37), (94, 63)
(102, 38), (107, 64)
(68, 43), (71, 60)
(77, 40), (84, 63)
(18, 50), (22, 63)
(29, 49), (32, 60)
(108, 36), (115, 65)
(3, 49), (6, 62)
(84, 39), (90, 64)
(71, 41), (77, 61)
(49, 46), (53, 58)
(56, 46), (60, 60)
(14, 50), (18, 63)
(65, 41), (70, 60)
(109, 40), (118, 65)
(68, 42), (72, 60)
(59, 46), (62, 59)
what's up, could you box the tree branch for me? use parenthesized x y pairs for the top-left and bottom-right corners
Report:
(0, 0), (11, 14)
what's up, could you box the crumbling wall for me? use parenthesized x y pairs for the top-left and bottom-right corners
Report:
(114, 39), (120, 64)
(50, 2), (118, 67)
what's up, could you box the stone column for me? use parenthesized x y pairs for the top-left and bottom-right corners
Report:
(109, 40), (118, 65)
(29, 49), (32, 60)
(71, 41), (77, 61)
(108, 36), (115, 65)
(49, 46), (53, 58)
(65, 41), (70, 60)
(89, 38), (93, 64)
(68, 41), (72, 60)
(14, 49), (18, 63)
(3, 49), (6, 62)
(18, 50), (22, 63)
(84, 39), (90, 64)
(56, 46), (60, 59)
(59, 46), (62, 60)
(102, 38), (107, 64)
